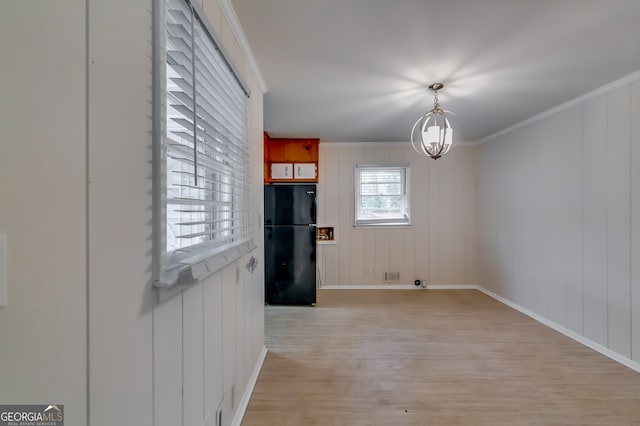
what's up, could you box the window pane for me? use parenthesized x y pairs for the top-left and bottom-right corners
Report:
(164, 0), (250, 258)
(166, 0), (196, 253)
(355, 165), (410, 225)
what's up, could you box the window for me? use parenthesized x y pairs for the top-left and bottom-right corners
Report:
(153, 0), (253, 293)
(354, 164), (410, 226)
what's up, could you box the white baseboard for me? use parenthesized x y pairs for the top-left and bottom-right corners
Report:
(320, 284), (478, 290)
(321, 284), (420, 290)
(231, 345), (268, 426)
(476, 286), (640, 374)
(425, 284), (478, 290)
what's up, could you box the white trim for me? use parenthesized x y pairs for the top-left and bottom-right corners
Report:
(320, 284), (478, 290)
(477, 286), (640, 374)
(476, 69), (640, 144)
(354, 164), (411, 227)
(218, 0), (268, 94)
(320, 141), (476, 148)
(322, 285), (421, 290)
(231, 345), (268, 426)
(425, 284), (478, 290)
(322, 142), (406, 148)
(155, 241), (257, 303)
(353, 224), (413, 229)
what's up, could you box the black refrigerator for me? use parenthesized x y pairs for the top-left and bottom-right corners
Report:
(264, 184), (317, 305)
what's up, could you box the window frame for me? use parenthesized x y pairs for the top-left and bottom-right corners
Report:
(354, 164), (411, 227)
(152, 0), (254, 300)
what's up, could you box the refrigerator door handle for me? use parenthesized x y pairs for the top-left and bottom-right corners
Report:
(308, 224), (316, 227)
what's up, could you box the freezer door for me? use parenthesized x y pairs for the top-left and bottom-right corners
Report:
(264, 184), (316, 225)
(265, 225), (316, 305)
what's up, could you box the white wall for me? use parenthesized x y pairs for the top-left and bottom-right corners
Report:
(89, 0), (265, 425)
(0, 1), (87, 424)
(0, 0), (265, 425)
(87, 0), (154, 424)
(317, 143), (477, 286)
(150, 1), (266, 423)
(477, 73), (640, 364)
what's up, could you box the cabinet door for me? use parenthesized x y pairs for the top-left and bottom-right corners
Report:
(271, 163), (292, 179)
(286, 139), (318, 162)
(294, 163), (317, 179)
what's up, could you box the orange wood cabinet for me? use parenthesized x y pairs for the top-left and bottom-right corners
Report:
(264, 132), (319, 183)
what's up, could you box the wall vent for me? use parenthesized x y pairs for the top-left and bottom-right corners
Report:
(384, 272), (400, 282)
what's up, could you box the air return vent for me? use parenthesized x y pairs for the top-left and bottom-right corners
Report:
(384, 272), (400, 282)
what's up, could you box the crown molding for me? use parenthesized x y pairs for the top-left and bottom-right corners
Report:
(476, 69), (640, 144)
(320, 142), (406, 147)
(218, 0), (268, 94)
(319, 141), (476, 148)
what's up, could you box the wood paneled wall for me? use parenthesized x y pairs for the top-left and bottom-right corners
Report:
(477, 76), (640, 364)
(88, 0), (265, 425)
(151, 2), (266, 425)
(317, 143), (477, 286)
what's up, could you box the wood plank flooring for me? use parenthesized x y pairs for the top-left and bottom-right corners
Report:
(242, 290), (640, 425)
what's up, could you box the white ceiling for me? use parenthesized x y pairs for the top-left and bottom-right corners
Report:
(230, 0), (640, 143)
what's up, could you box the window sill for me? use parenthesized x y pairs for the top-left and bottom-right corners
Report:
(154, 239), (256, 303)
(353, 223), (412, 229)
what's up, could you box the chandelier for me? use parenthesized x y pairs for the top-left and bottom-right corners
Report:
(410, 83), (456, 160)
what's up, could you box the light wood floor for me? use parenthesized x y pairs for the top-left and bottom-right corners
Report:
(242, 290), (640, 425)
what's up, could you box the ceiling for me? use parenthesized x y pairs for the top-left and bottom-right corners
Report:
(230, 0), (640, 143)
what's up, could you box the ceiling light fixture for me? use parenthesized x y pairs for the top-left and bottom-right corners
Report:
(410, 83), (456, 160)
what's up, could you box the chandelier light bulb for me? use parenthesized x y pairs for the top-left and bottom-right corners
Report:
(410, 83), (457, 160)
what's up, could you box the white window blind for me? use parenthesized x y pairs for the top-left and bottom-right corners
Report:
(155, 0), (252, 294)
(354, 165), (410, 226)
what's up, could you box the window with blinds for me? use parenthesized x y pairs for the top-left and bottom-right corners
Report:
(354, 165), (410, 226)
(155, 0), (252, 290)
